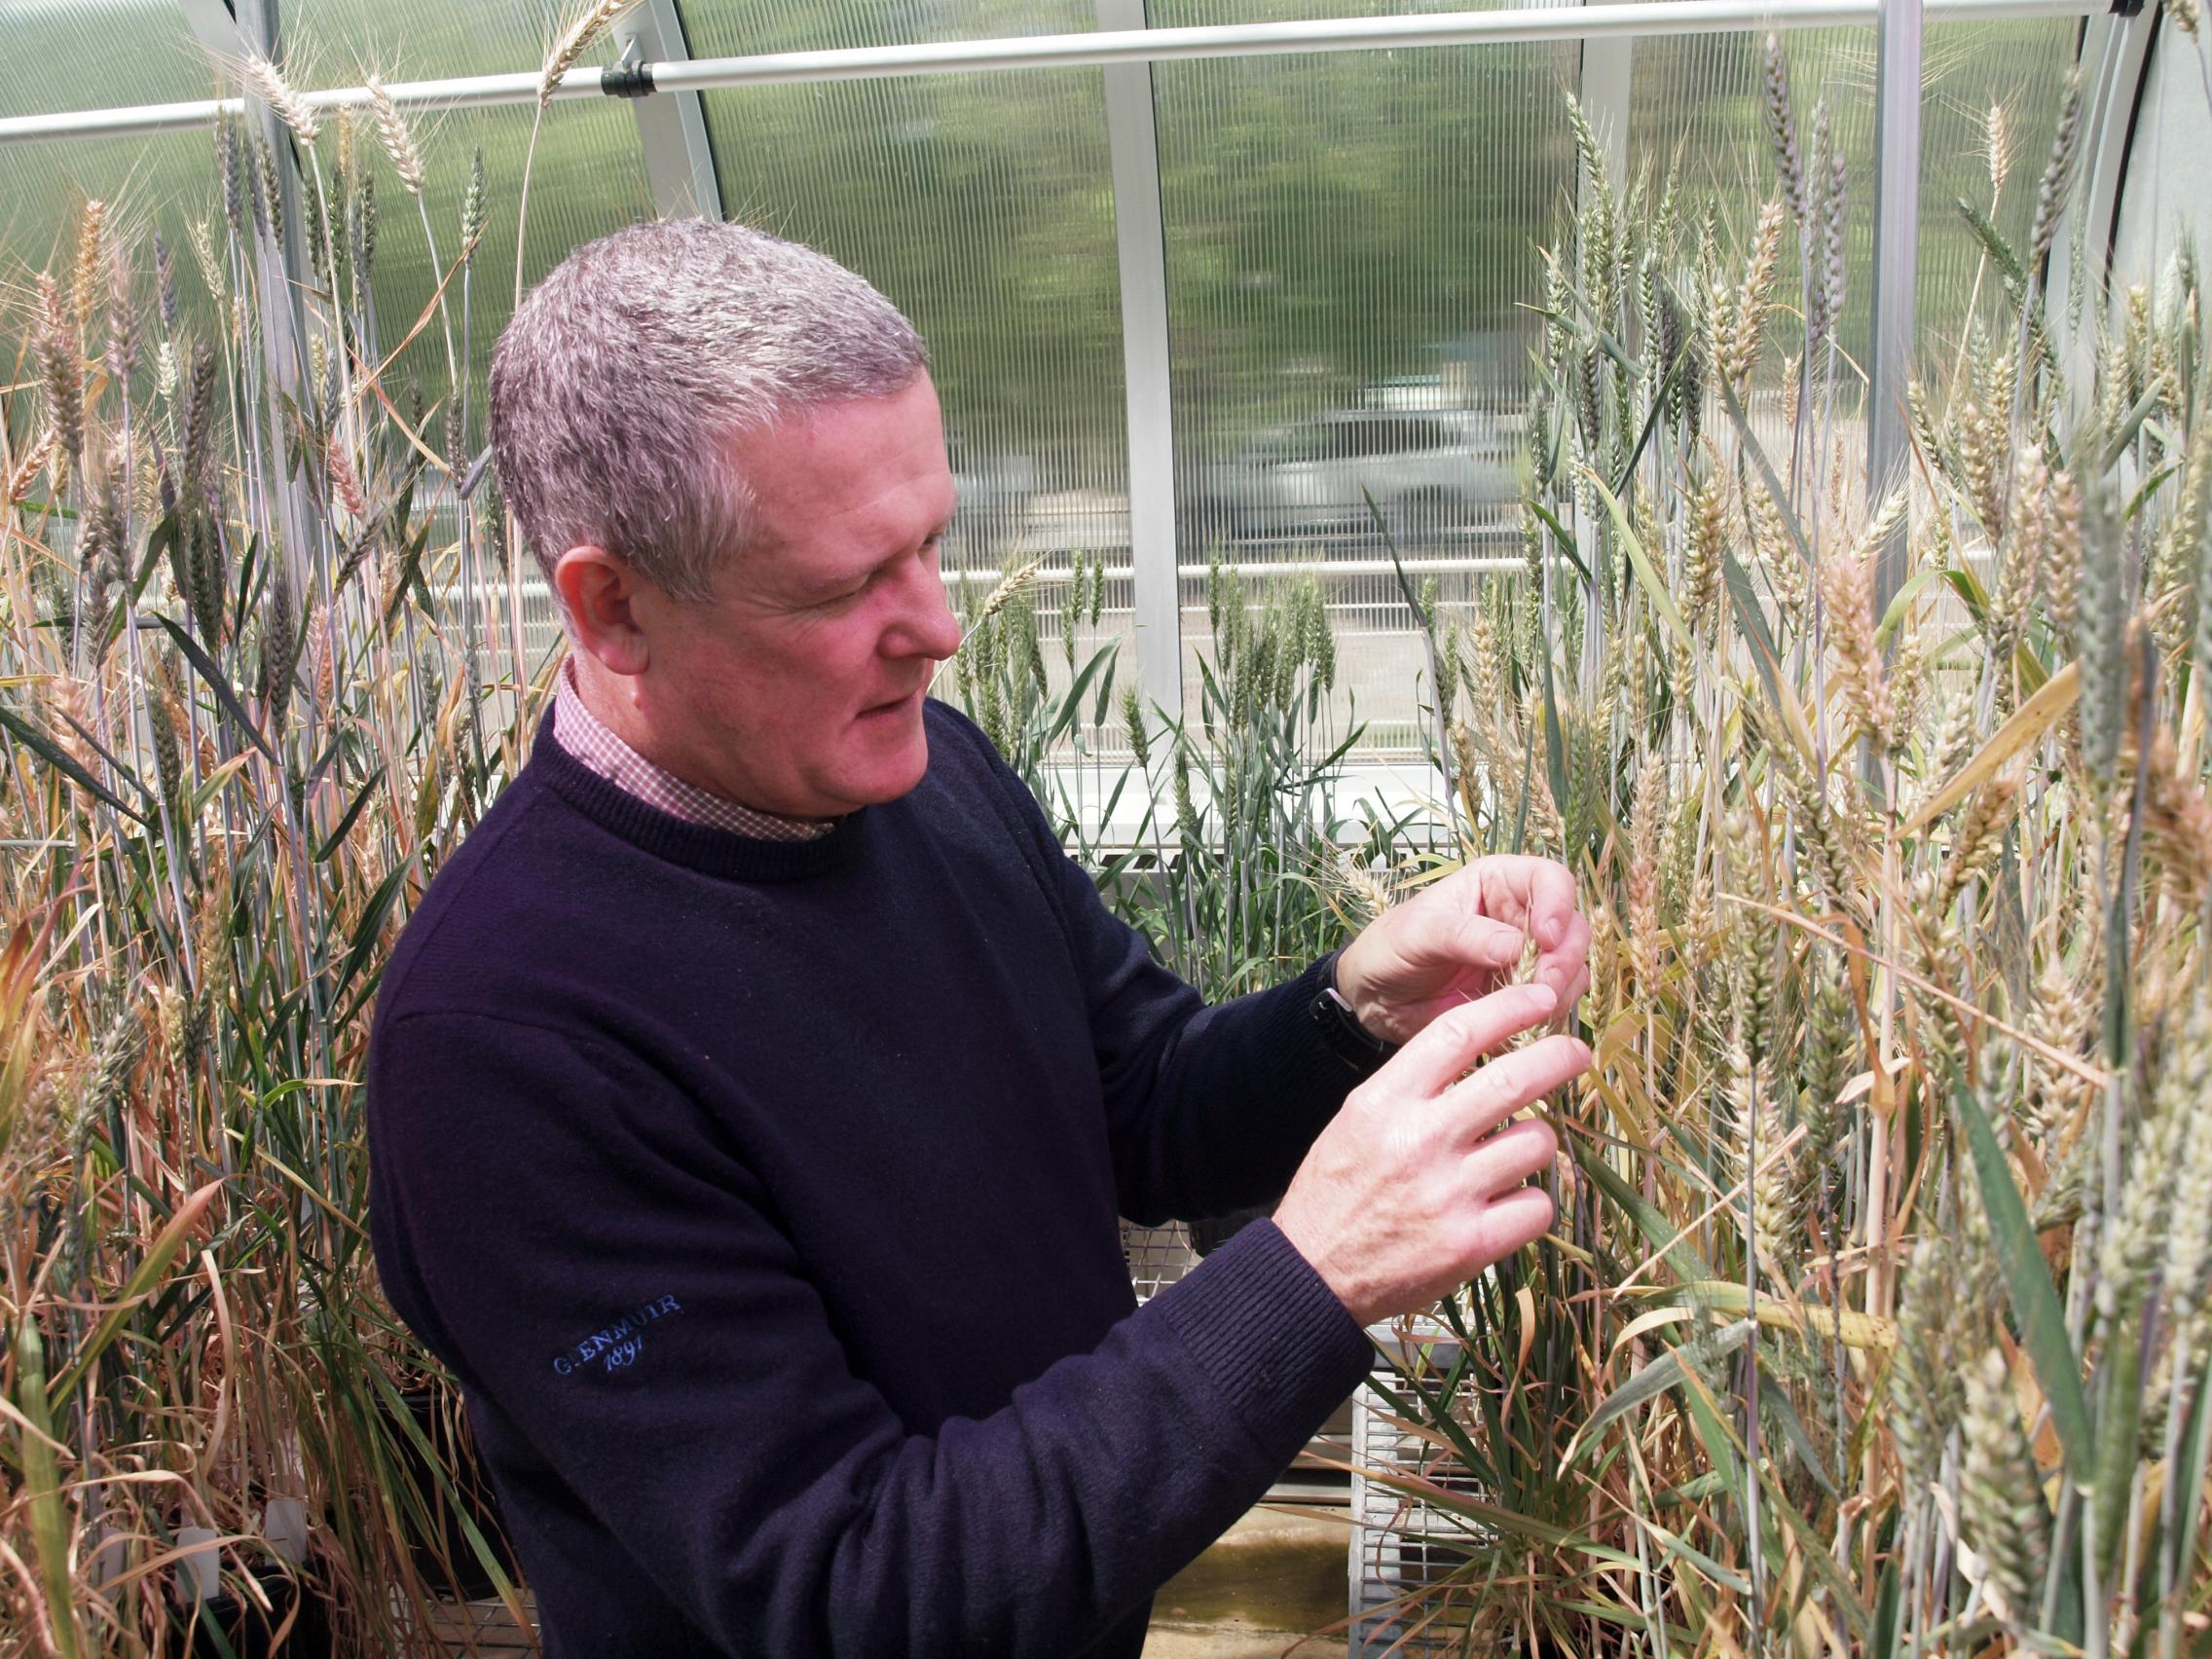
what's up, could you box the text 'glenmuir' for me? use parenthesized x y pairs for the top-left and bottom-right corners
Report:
(552, 1294), (682, 1377)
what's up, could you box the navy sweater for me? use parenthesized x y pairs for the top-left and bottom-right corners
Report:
(366, 700), (1377, 1657)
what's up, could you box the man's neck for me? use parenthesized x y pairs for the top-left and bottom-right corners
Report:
(558, 655), (836, 835)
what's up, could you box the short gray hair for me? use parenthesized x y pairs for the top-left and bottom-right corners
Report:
(490, 219), (927, 601)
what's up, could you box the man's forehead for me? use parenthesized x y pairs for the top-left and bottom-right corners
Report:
(737, 384), (947, 495)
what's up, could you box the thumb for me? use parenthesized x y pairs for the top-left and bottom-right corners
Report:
(1385, 891), (1524, 975)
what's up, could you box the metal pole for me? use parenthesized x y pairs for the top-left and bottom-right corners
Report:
(231, 0), (315, 605)
(614, 0), (724, 221)
(1097, 0), (1184, 725)
(1865, 0), (1923, 614)
(1, 0), (2097, 146)
(2055, 10), (2155, 369)
(1573, 0), (1635, 687)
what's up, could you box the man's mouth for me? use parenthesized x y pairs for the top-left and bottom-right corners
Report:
(860, 687), (922, 719)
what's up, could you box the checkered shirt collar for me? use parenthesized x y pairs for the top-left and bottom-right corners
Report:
(551, 659), (838, 842)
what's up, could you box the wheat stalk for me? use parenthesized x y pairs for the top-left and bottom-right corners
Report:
(239, 49), (318, 143)
(364, 73), (425, 198)
(1762, 36), (1805, 226)
(1716, 199), (1788, 389)
(2029, 71), (2083, 270)
(950, 553), (1051, 655)
(9, 428), (56, 504)
(517, 0), (640, 307)
(540, 0), (634, 106)
(36, 272), (84, 464)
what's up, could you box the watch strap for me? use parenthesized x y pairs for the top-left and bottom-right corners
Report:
(1310, 964), (1396, 1074)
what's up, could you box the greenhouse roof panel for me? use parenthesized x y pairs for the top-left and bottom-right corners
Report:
(679, 0), (1103, 59)
(276, 0), (628, 84)
(0, 0), (213, 118)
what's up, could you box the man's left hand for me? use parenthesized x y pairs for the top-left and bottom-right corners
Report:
(1333, 855), (1591, 1050)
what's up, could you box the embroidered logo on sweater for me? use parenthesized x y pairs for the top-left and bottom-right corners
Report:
(551, 1294), (682, 1377)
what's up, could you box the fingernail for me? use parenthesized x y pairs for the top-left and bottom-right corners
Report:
(1528, 982), (1557, 1012)
(1536, 915), (1563, 949)
(1485, 929), (1524, 965)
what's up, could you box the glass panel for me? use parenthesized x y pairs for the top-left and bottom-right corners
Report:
(274, 0), (655, 435)
(1630, 21), (2077, 415)
(2110, 21), (2212, 294)
(0, 0), (212, 117)
(211, 3), (653, 667)
(0, 1), (220, 309)
(1919, 20), (2078, 348)
(276, 0), (621, 80)
(694, 61), (1131, 753)
(679, 0), (1100, 55)
(1151, 0), (1576, 757)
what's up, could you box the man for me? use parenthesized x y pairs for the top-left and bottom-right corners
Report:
(366, 218), (1592, 1658)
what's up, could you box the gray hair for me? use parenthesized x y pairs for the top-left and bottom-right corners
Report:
(489, 219), (928, 601)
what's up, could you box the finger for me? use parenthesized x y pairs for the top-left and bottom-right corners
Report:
(1434, 1032), (1592, 1143)
(1477, 856), (1582, 952)
(1534, 910), (1593, 1007)
(1456, 1185), (1557, 1273)
(1380, 981), (1558, 1096)
(1549, 962), (1592, 1027)
(1391, 884), (1526, 973)
(1463, 1118), (1559, 1197)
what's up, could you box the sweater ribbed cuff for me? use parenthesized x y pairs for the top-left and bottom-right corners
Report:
(1154, 1218), (1374, 1462)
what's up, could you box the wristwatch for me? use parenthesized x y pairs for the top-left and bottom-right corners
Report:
(1311, 957), (1397, 1074)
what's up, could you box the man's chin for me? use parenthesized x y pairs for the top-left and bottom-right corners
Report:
(830, 729), (931, 811)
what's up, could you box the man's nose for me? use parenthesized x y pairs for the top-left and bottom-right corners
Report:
(892, 564), (964, 661)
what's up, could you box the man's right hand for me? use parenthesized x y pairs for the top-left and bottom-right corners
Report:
(1272, 981), (1591, 1327)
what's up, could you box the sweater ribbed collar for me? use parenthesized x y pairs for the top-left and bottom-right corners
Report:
(525, 706), (870, 883)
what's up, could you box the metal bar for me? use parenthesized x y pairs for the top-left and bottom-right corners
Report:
(1097, 0), (1184, 723)
(1864, 0), (1923, 613)
(616, 0), (724, 220)
(173, 0), (242, 58)
(232, 0), (316, 604)
(1573, 0), (1634, 688)
(1577, 18), (1635, 188)
(3, 0), (2097, 145)
(939, 555), (1534, 583)
(2054, 10), (2155, 366)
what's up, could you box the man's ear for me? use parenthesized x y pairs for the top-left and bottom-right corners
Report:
(554, 546), (650, 677)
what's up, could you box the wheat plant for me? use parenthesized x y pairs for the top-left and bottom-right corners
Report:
(1339, 57), (2212, 1658)
(2, 72), (546, 1655)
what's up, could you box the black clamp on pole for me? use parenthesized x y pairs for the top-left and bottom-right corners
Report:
(602, 59), (656, 97)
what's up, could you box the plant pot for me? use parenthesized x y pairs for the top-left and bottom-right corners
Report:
(384, 1381), (517, 1601)
(172, 1561), (331, 1658)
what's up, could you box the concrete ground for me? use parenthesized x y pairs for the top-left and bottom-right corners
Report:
(1142, 1504), (1352, 1658)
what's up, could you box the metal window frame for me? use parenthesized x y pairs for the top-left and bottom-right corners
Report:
(1866, 0), (1923, 611)
(2051, 7), (2158, 368)
(1097, 0), (1183, 723)
(3, 0), (2099, 145)
(184, 0), (315, 599)
(82, 0), (2115, 784)
(615, 0), (724, 221)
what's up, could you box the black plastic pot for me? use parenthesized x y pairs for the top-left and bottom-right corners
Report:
(180, 1565), (331, 1659)
(387, 1382), (517, 1601)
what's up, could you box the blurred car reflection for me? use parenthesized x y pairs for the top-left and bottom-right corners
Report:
(1181, 407), (1520, 546)
(946, 437), (1039, 561)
